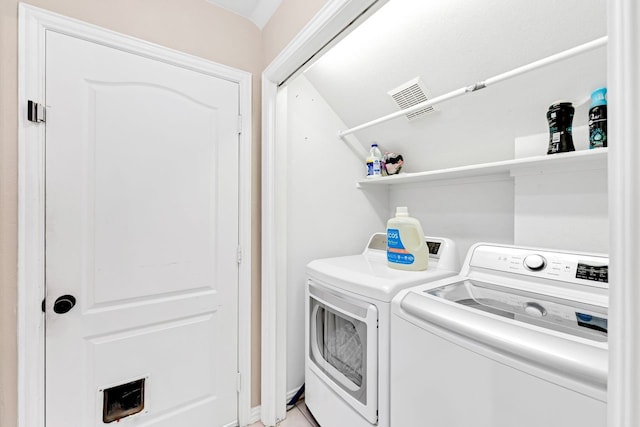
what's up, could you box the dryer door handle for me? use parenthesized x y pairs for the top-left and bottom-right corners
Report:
(308, 282), (375, 321)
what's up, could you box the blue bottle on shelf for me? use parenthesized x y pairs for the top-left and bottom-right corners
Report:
(589, 87), (607, 149)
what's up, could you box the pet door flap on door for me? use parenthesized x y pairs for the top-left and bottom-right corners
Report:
(102, 378), (145, 423)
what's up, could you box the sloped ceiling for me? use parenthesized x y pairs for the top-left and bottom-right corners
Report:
(303, 0), (607, 171)
(206, 0), (283, 29)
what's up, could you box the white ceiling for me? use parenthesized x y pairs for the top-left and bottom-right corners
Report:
(206, 0), (283, 29)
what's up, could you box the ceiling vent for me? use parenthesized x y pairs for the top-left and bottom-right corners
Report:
(388, 77), (435, 121)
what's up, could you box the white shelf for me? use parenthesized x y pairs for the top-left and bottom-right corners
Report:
(357, 148), (608, 187)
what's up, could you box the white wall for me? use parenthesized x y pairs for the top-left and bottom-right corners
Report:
(299, 0), (608, 265)
(284, 75), (388, 392)
(514, 169), (608, 253)
(513, 130), (608, 254)
(389, 177), (515, 265)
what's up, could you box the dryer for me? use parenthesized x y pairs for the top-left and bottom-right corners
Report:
(305, 232), (458, 427)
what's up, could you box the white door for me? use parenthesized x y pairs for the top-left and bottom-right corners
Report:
(44, 30), (240, 427)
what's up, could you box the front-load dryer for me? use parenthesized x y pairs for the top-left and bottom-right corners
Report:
(305, 232), (458, 427)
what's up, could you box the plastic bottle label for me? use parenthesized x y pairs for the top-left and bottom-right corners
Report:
(589, 107), (607, 148)
(367, 159), (382, 176)
(387, 228), (415, 265)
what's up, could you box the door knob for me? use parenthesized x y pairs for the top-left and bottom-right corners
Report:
(53, 295), (77, 314)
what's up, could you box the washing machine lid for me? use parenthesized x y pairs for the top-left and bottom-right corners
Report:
(426, 279), (608, 342)
(306, 250), (455, 302)
(396, 282), (608, 393)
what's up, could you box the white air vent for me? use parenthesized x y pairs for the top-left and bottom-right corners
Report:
(388, 77), (435, 121)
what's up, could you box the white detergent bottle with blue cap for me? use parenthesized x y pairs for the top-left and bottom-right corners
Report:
(386, 207), (429, 271)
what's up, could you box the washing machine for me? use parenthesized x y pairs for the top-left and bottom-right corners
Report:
(390, 243), (608, 427)
(305, 232), (458, 427)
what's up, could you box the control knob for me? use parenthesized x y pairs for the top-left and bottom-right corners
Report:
(524, 254), (546, 271)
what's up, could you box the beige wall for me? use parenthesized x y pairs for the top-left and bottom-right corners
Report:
(0, 0), (20, 425)
(262, 0), (329, 68)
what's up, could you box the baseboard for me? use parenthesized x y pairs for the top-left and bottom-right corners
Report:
(249, 405), (262, 424)
(248, 385), (304, 426)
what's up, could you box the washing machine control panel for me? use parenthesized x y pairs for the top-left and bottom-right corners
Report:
(469, 245), (608, 288)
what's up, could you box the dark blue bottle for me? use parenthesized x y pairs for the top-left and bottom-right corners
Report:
(547, 102), (575, 154)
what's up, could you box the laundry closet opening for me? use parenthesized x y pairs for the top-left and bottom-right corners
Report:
(271, 0), (607, 417)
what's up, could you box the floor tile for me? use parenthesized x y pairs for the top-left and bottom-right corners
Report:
(296, 402), (320, 427)
(279, 406), (312, 427)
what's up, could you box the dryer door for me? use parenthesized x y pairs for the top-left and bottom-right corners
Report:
(307, 282), (378, 424)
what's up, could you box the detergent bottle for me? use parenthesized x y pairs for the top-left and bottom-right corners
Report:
(386, 207), (429, 271)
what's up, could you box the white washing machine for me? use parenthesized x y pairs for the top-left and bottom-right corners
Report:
(305, 232), (458, 427)
(390, 243), (608, 427)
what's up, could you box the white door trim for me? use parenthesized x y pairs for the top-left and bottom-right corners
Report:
(607, 1), (640, 426)
(260, 1), (386, 425)
(17, 4), (252, 426)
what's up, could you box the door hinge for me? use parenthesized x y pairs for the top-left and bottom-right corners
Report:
(237, 115), (243, 134)
(236, 246), (243, 264)
(27, 100), (46, 123)
(236, 372), (242, 392)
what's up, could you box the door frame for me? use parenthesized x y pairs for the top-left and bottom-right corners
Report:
(260, 1), (386, 425)
(17, 4), (253, 427)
